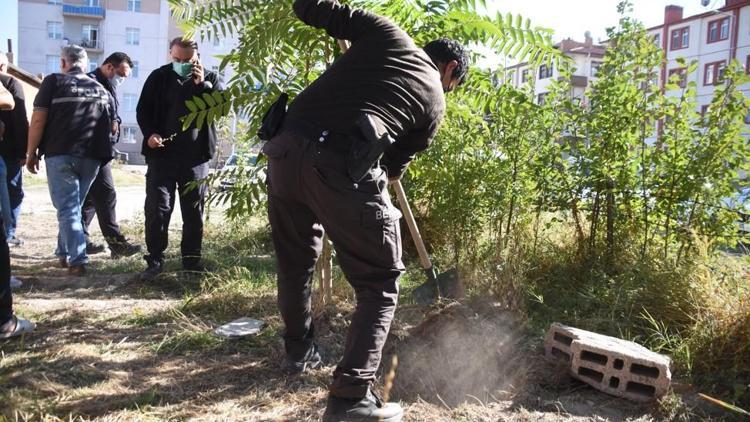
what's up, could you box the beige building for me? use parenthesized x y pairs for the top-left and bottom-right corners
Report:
(15, 0), (236, 164)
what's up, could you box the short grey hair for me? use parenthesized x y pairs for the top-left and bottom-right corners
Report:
(61, 44), (88, 71)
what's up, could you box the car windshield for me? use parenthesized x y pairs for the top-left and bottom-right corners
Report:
(226, 154), (258, 166)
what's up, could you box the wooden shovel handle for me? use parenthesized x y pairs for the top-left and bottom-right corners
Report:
(392, 180), (433, 271)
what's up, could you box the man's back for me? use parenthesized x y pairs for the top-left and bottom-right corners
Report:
(288, 0), (445, 142)
(33, 69), (114, 160)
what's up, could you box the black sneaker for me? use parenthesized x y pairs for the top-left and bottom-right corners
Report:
(7, 236), (23, 247)
(109, 241), (141, 258)
(281, 344), (322, 374)
(86, 242), (106, 254)
(139, 261), (164, 281)
(323, 389), (403, 422)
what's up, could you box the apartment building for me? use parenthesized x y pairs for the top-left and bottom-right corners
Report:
(16, 0), (236, 164)
(649, 1), (750, 119)
(501, 33), (606, 105)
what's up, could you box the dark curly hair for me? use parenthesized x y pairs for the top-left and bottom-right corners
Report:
(423, 38), (470, 84)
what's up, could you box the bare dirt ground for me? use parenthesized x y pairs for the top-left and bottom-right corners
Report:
(0, 186), (704, 421)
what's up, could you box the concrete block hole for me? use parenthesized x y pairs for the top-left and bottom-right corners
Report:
(581, 350), (608, 366)
(551, 347), (570, 362)
(630, 363), (660, 379)
(553, 332), (573, 347)
(609, 376), (620, 389)
(577, 366), (604, 383)
(626, 381), (656, 398)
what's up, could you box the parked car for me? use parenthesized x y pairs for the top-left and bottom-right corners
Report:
(723, 187), (750, 234)
(219, 152), (259, 191)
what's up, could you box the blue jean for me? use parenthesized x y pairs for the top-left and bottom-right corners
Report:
(3, 156), (23, 239)
(0, 158), (11, 240)
(45, 155), (100, 266)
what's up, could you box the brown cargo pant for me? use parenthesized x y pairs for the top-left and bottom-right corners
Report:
(263, 127), (404, 399)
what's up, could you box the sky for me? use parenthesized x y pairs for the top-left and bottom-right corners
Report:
(478, 0), (722, 67)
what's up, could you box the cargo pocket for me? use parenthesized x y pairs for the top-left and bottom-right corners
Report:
(361, 202), (403, 266)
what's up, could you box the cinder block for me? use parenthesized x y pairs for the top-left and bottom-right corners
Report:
(544, 323), (672, 402)
(544, 323), (592, 363)
(569, 330), (671, 402)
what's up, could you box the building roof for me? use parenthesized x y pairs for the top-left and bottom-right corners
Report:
(647, 0), (750, 31)
(503, 37), (606, 70)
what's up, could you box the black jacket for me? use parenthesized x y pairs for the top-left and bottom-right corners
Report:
(136, 63), (221, 165)
(290, 0), (446, 177)
(88, 68), (121, 143)
(0, 74), (29, 160)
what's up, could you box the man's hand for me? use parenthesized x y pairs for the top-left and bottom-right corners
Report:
(147, 134), (165, 149)
(26, 154), (39, 174)
(192, 61), (205, 85)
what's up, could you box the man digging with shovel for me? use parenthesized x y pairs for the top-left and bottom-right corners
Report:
(263, 1), (468, 421)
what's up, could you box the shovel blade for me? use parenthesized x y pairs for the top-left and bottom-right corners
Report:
(412, 268), (462, 304)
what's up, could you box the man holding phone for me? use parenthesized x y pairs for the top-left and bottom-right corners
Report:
(136, 38), (221, 281)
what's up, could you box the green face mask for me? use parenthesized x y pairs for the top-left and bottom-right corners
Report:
(172, 61), (193, 78)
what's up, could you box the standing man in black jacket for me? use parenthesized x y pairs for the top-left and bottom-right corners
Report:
(83, 52), (141, 258)
(264, 1), (469, 421)
(136, 38), (221, 281)
(0, 53), (29, 247)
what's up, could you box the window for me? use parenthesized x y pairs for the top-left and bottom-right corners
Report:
(45, 55), (59, 74)
(746, 55), (749, 75)
(668, 68), (687, 88)
(537, 93), (548, 105)
(671, 27), (689, 50)
(701, 104), (710, 117)
(88, 60), (98, 72)
(707, 17), (730, 43)
(122, 126), (138, 144)
(507, 70), (515, 84)
(127, 0), (141, 12)
(521, 69), (530, 83)
(48, 0), (62, 4)
(81, 24), (99, 49)
(539, 63), (553, 79)
(85, 0), (100, 6)
(126, 28), (140, 46)
(704, 61), (726, 86)
(590, 61), (603, 77)
(745, 112), (750, 125)
(131, 61), (139, 78)
(653, 33), (661, 46)
(47, 21), (62, 40)
(122, 94), (138, 112)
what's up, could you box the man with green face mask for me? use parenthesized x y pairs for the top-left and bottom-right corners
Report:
(135, 38), (222, 281)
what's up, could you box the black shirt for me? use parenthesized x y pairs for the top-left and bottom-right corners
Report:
(33, 68), (116, 161)
(136, 64), (221, 165)
(0, 74), (28, 160)
(290, 0), (446, 177)
(88, 67), (121, 143)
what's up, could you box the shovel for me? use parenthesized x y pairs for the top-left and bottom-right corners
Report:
(391, 181), (462, 304)
(335, 39), (461, 303)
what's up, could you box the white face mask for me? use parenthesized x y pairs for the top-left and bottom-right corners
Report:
(112, 75), (126, 87)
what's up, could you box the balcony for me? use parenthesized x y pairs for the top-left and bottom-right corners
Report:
(63, 38), (104, 52)
(62, 4), (105, 19)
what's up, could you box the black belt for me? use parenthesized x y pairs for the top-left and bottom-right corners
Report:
(281, 118), (353, 154)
